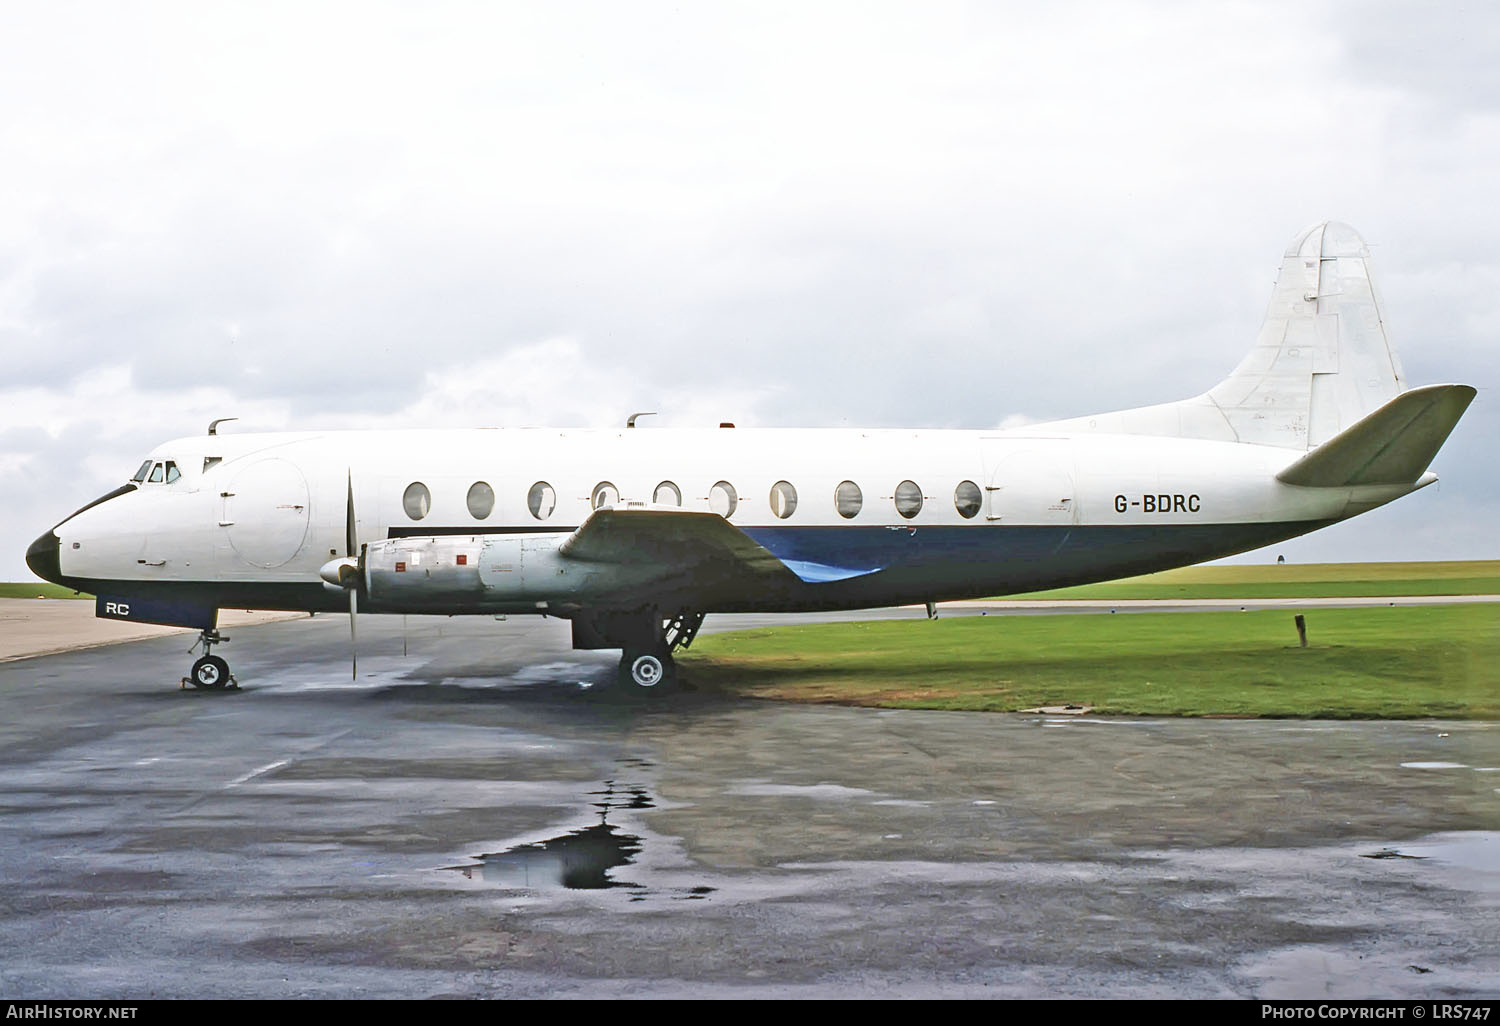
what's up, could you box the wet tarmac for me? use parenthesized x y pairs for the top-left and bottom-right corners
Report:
(0, 610), (1496, 998)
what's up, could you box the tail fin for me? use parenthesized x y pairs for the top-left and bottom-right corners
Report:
(1207, 221), (1407, 449)
(1033, 222), (1420, 451)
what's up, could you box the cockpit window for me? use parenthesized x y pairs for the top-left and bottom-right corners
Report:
(132, 460), (152, 483)
(148, 462), (164, 484)
(164, 461), (181, 484)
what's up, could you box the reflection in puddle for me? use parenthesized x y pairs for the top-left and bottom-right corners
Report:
(447, 820), (643, 889)
(442, 777), (715, 902)
(1360, 833), (1500, 888)
(444, 780), (647, 889)
(1388, 832), (1499, 876)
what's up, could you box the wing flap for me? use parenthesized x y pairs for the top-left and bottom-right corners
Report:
(1275, 383), (1476, 488)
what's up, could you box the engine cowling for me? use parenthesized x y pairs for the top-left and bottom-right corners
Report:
(349, 533), (628, 612)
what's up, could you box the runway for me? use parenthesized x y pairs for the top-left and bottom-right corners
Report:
(0, 608), (1497, 998)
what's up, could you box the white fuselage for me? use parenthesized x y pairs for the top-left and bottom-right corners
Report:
(46, 425), (1420, 615)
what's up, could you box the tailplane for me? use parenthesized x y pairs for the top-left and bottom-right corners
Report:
(1275, 383), (1476, 487)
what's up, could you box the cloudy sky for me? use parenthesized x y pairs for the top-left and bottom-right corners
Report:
(2, 0), (1494, 580)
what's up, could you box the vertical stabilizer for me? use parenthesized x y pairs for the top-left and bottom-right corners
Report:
(1028, 222), (1412, 451)
(1207, 221), (1407, 449)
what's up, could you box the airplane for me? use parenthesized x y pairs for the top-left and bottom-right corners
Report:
(24, 222), (1476, 693)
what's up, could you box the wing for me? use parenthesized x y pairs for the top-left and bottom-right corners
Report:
(559, 505), (882, 585)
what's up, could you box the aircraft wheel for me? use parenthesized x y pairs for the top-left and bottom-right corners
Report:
(619, 646), (675, 692)
(190, 655), (230, 690)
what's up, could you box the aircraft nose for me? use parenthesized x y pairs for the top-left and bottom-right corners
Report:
(25, 530), (62, 586)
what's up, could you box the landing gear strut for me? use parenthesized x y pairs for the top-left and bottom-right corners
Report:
(184, 629), (236, 691)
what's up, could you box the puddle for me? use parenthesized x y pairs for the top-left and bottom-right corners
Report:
(440, 775), (714, 901)
(590, 781), (654, 811)
(726, 782), (880, 800)
(442, 779), (647, 889)
(495, 661), (610, 689)
(1360, 833), (1500, 887)
(1389, 832), (1499, 876)
(249, 659), (610, 695)
(444, 820), (644, 889)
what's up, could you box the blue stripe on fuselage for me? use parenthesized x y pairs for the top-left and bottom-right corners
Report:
(739, 522), (1333, 597)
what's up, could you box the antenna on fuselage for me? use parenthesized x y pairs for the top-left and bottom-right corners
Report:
(626, 412), (656, 428)
(207, 417), (239, 436)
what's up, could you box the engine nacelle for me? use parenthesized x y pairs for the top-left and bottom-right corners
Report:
(360, 533), (628, 612)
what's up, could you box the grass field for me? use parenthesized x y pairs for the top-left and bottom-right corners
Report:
(0, 583), (86, 599)
(680, 604), (1500, 718)
(1002, 560), (1500, 600)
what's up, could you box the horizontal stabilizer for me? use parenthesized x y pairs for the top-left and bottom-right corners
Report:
(560, 505), (881, 584)
(1275, 384), (1476, 487)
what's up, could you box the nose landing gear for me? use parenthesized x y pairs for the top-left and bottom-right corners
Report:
(183, 629), (237, 691)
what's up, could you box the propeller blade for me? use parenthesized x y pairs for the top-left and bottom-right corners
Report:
(345, 471), (357, 558)
(349, 586), (358, 681)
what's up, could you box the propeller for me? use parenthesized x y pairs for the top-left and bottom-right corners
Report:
(345, 471), (358, 681)
(318, 471), (363, 680)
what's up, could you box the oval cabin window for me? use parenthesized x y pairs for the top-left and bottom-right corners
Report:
(835, 480), (862, 519)
(403, 482), (431, 521)
(654, 481), (681, 506)
(528, 482), (556, 520)
(467, 481), (495, 520)
(709, 481), (738, 518)
(592, 482), (619, 510)
(769, 480), (798, 519)
(954, 480), (982, 519)
(894, 480), (923, 519)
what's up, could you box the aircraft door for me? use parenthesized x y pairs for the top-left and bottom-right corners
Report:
(979, 438), (1078, 525)
(221, 458), (312, 568)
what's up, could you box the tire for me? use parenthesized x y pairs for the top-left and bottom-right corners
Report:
(618, 647), (675, 692)
(191, 655), (230, 690)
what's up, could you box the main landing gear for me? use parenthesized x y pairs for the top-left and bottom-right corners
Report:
(620, 644), (674, 690)
(577, 609), (705, 694)
(183, 629), (237, 691)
